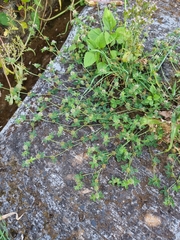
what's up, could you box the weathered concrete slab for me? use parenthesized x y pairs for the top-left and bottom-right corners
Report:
(0, 1), (180, 239)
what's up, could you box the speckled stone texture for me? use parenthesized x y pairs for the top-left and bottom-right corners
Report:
(0, 1), (180, 239)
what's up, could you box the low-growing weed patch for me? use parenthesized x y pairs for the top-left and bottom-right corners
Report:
(17, 0), (180, 206)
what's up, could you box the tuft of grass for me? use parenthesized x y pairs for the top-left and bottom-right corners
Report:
(0, 221), (11, 240)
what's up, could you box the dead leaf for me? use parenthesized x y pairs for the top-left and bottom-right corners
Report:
(72, 152), (88, 166)
(85, 0), (123, 6)
(144, 213), (161, 227)
(58, 0), (62, 10)
(0, 212), (24, 221)
(159, 111), (172, 120)
(80, 188), (92, 195)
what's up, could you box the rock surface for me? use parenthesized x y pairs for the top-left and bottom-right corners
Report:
(0, 1), (180, 239)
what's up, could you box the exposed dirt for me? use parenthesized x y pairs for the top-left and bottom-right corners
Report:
(0, 0), (81, 130)
(0, 0), (180, 239)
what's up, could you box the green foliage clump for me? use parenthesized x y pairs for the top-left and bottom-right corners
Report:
(17, 1), (180, 205)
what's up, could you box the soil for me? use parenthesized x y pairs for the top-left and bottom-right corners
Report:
(0, 0), (81, 130)
(0, 0), (180, 240)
